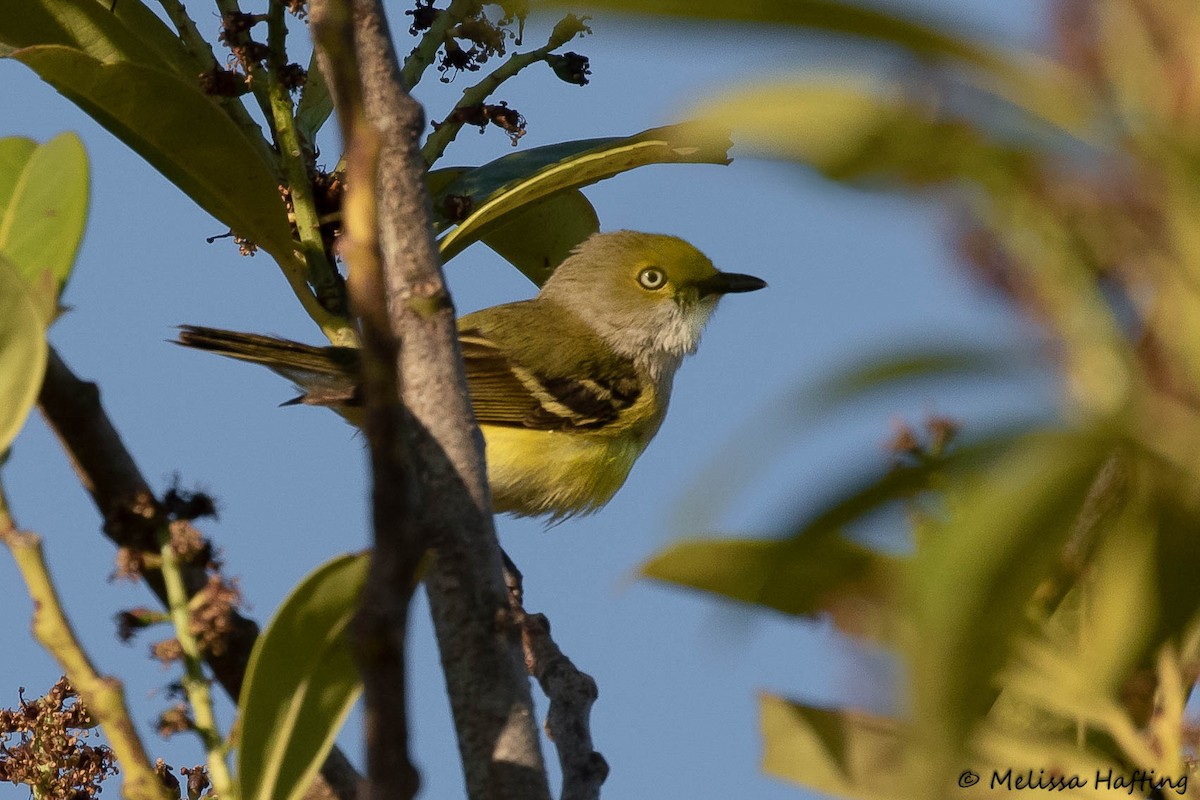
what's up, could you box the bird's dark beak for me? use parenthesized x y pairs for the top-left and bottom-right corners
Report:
(695, 271), (768, 298)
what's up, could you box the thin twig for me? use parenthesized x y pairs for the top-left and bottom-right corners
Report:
(505, 564), (608, 800)
(422, 16), (588, 166)
(157, 527), (237, 800)
(398, 0), (479, 91)
(265, 0), (348, 319)
(0, 497), (171, 800)
(36, 347), (360, 800)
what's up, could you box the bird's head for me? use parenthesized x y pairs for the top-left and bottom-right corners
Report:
(538, 231), (766, 371)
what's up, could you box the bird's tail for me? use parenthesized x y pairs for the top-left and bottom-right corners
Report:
(175, 325), (361, 408)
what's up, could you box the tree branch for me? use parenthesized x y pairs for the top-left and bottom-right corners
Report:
(310, 1), (421, 797)
(1, 506), (170, 800)
(35, 347), (360, 800)
(310, 0), (551, 797)
(506, 564), (607, 800)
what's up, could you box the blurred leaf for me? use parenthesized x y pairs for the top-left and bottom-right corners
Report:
(803, 342), (1038, 416)
(436, 124), (731, 277)
(760, 694), (914, 799)
(560, 0), (1089, 132)
(0, 133), (88, 320)
(295, 53), (333, 145)
(679, 344), (1040, 529)
(650, 436), (1020, 642)
(644, 534), (904, 642)
(10, 46), (293, 259)
(549, 0), (1001, 68)
(238, 552), (368, 800)
(480, 190), (599, 285)
(909, 429), (1115, 786)
(0, 0), (193, 77)
(682, 78), (1043, 190)
(0, 254), (49, 454)
(973, 724), (1133, 799)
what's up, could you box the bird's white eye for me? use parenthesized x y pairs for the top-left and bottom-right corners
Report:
(637, 267), (667, 290)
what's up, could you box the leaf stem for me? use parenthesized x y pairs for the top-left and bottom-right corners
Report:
(158, 527), (238, 800)
(265, 0), (348, 320)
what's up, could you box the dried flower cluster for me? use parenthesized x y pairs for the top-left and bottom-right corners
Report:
(0, 679), (117, 799)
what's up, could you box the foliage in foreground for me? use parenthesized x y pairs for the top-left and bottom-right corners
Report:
(601, 0), (1200, 796)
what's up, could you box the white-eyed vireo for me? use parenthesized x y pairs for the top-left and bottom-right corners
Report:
(177, 230), (765, 519)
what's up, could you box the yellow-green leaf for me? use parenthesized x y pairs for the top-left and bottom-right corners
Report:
(0, 254), (49, 454)
(0, 0), (193, 77)
(0, 133), (88, 321)
(238, 553), (368, 800)
(643, 536), (903, 642)
(10, 47), (292, 260)
(761, 694), (915, 800)
(436, 124), (730, 275)
(909, 429), (1115, 786)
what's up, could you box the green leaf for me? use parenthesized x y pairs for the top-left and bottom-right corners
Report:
(0, 0), (193, 77)
(644, 535), (904, 642)
(0, 133), (89, 320)
(0, 254), (50, 454)
(436, 124), (730, 277)
(10, 47), (292, 259)
(760, 694), (915, 799)
(238, 553), (368, 800)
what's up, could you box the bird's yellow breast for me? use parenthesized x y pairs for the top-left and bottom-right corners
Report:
(480, 378), (665, 519)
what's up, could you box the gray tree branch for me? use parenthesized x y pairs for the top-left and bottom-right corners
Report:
(310, 0), (550, 798)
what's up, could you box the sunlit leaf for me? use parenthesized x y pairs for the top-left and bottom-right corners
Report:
(0, 133), (88, 320)
(238, 553), (368, 800)
(10, 46), (292, 259)
(973, 723), (1132, 798)
(0, 254), (49, 454)
(761, 694), (915, 799)
(436, 124), (731, 277)
(0, 0), (193, 77)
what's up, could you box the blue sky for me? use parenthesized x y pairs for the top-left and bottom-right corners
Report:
(1, 2), (1053, 798)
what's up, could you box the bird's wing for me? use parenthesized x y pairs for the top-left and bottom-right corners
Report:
(458, 327), (642, 432)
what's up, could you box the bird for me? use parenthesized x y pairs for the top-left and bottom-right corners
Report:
(176, 230), (765, 519)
